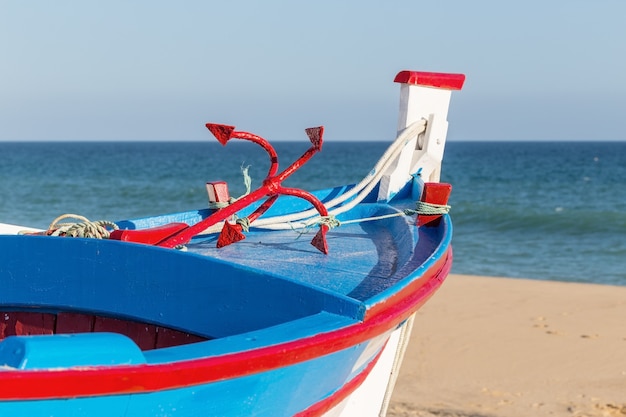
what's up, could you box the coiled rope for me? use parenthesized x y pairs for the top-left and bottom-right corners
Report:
(47, 214), (119, 239)
(413, 201), (451, 216)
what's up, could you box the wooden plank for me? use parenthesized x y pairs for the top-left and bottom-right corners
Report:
(0, 312), (17, 339)
(55, 312), (95, 334)
(94, 316), (158, 350)
(155, 327), (206, 349)
(133, 323), (160, 351)
(0, 312), (56, 339)
(16, 313), (56, 336)
(0, 311), (205, 350)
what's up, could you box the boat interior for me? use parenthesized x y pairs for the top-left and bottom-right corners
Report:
(0, 181), (449, 369)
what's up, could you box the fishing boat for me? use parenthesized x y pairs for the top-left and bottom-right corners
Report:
(0, 70), (464, 416)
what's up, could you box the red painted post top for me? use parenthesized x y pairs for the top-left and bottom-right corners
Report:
(394, 71), (465, 90)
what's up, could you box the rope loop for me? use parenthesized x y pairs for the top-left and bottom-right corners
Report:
(48, 214), (119, 239)
(236, 217), (251, 232)
(317, 216), (341, 229)
(414, 201), (451, 216)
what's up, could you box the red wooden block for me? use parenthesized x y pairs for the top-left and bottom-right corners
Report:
(417, 182), (452, 227)
(206, 181), (231, 204)
(393, 71), (466, 90)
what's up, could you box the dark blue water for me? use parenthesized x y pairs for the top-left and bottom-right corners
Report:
(1, 141), (624, 285)
(443, 141), (625, 285)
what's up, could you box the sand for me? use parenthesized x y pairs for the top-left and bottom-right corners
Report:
(388, 274), (626, 417)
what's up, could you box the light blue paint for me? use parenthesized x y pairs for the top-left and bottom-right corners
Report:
(0, 333), (146, 369)
(0, 339), (380, 417)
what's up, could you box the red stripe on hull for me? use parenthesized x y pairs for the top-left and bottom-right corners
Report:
(0, 248), (452, 401)
(364, 250), (450, 320)
(294, 344), (386, 417)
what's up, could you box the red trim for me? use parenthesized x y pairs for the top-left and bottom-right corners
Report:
(394, 71), (465, 90)
(417, 182), (452, 227)
(0, 249), (452, 401)
(294, 343), (386, 417)
(363, 250), (450, 320)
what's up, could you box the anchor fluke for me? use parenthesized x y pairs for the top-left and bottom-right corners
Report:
(305, 126), (324, 151)
(206, 123), (236, 146)
(310, 225), (329, 254)
(155, 124), (331, 253)
(216, 222), (246, 248)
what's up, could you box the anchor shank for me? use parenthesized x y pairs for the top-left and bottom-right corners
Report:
(246, 194), (279, 224)
(275, 146), (319, 183)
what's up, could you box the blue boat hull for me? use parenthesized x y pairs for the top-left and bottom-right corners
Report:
(0, 334), (387, 417)
(0, 210), (452, 416)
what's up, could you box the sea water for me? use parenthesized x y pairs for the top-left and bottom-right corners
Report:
(1, 141), (624, 285)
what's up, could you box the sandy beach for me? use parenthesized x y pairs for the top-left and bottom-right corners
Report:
(388, 274), (626, 417)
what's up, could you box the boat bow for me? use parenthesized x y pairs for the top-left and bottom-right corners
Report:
(0, 70), (465, 417)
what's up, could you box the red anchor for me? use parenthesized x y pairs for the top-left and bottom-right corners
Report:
(154, 124), (331, 253)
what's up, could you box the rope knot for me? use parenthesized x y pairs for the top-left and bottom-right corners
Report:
(236, 217), (251, 232)
(318, 216), (340, 229)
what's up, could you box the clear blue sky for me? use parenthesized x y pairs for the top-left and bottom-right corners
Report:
(1, 1), (625, 141)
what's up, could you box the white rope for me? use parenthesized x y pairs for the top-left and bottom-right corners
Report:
(48, 214), (119, 239)
(298, 201), (449, 231)
(252, 119), (427, 230)
(40, 122), (428, 242)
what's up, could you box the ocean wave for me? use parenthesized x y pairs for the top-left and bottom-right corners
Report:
(452, 202), (626, 236)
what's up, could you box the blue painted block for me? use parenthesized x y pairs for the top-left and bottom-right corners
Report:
(0, 332), (146, 369)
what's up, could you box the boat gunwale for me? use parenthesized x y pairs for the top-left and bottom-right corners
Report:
(0, 245), (452, 401)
